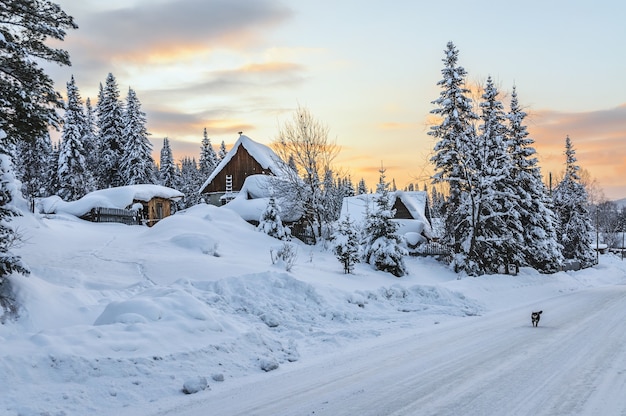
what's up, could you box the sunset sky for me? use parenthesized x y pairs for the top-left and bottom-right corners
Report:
(46, 0), (626, 200)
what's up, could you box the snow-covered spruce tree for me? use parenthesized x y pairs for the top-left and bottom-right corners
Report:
(332, 214), (360, 274)
(179, 156), (202, 208)
(159, 137), (178, 189)
(357, 178), (368, 195)
(429, 185), (445, 220)
(46, 141), (61, 196)
(321, 169), (344, 226)
(0, 0), (76, 144)
(120, 87), (155, 185)
(82, 97), (99, 179)
(218, 140), (227, 161)
(461, 76), (524, 275)
(428, 41), (479, 271)
(57, 76), (94, 201)
(0, 128), (29, 319)
(507, 86), (562, 272)
(14, 132), (54, 201)
(257, 195), (289, 240)
(342, 176), (356, 197)
(361, 167), (407, 277)
(198, 128), (219, 179)
(552, 136), (595, 268)
(96, 73), (125, 188)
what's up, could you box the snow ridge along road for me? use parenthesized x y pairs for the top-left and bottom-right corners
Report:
(156, 285), (626, 416)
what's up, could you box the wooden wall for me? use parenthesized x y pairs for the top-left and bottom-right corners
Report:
(201, 146), (272, 194)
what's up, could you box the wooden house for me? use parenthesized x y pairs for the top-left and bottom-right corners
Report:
(199, 134), (284, 206)
(339, 191), (433, 243)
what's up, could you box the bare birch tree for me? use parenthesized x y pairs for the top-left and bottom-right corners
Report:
(272, 106), (340, 244)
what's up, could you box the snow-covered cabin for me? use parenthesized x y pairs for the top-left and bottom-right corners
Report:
(199, 134), (284, 206)
(38, 185), (184, 227)
(340, 191), (433, 244)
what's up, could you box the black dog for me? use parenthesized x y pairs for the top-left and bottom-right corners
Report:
(531, 310), (542, 327)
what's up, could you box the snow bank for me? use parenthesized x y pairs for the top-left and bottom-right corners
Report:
(1, 202), (625, 415)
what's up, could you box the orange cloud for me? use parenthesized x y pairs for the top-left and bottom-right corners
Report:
(528, 104), (626, 199)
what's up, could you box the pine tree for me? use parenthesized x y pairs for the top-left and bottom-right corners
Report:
(320, 169), (344, 228)
(428, 42), (479, 259)
(159, 137), (178, 189)
(0, 0), (77, 144)
(179, 156), (202, 208)
(82, 97), (99, 179)
(57, 76), (93, 200)
(14, 132), (53, 200)
(46, 141), (60, 196)
(507, 86), (562, 272)
(120, 87), (155, 185)
(257, 195), (289, 240)
(462, 76), (523, 275)
(96, 73), (125, 188)
(357, 178), (368, 195)
(0, 129), (29, 289)
(552, 136), (595, 268)
(198, 128), (218, 179)
(361, 167), (407, 277)
(429, 186), (444, 219)
(343, 176), (355, 197)
(0, 0), (74, 298)
(218, 140), (227, 160)
(333, 214), (360, 274)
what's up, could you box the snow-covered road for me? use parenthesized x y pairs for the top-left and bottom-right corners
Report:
(155, 285), (626, 416)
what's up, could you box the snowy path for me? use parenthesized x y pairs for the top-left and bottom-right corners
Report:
(152, 285), (626, 416)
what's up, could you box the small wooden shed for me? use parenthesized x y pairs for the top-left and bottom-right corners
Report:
(38, 185), (184, 227)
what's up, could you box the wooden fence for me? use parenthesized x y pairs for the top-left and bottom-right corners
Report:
(82, 207), (140, 225)
(411, 242), (451, 259)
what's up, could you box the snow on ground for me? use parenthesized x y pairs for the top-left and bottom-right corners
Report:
(1, 203), (625, 416)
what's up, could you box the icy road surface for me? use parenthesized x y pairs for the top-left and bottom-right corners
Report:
(151, 285), (626, 416)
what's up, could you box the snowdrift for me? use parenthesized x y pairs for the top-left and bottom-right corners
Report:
(1, 203), (625, 415)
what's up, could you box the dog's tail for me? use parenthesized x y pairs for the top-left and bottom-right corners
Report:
(538, 310), (543, 315)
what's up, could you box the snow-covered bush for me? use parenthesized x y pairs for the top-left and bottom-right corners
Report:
(270, 242), (298, 271)
(332, 215), (360, 274)
(257, 196), (289, 240)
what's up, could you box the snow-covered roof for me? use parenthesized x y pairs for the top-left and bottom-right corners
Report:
(38, 185), (184, 217)
(340, 191), (432, 238)
(199, 134), (284, 193)
(222, 175), (301, 223)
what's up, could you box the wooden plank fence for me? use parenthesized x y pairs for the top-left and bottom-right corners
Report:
(82, 207), (140, 225)
(411, 242), (451, 258)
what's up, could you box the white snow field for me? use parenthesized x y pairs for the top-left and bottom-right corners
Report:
(2, 203), (625, 416)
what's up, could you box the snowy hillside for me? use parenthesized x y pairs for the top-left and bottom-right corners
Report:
(1, 204), (626, 415)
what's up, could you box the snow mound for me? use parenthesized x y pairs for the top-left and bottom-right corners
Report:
(94, 287), (223, 330)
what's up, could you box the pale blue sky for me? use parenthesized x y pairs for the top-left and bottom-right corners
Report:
(48, 0), (626, 198)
